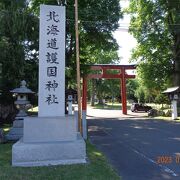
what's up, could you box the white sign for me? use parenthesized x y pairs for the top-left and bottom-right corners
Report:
(38, 5), (65, 117)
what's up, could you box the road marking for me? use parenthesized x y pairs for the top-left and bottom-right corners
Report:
(132, 149), (178, 177)
(102, 127), (179, 177)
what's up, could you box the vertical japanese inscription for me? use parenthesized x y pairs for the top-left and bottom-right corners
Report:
(39, 5), (65, 117)
(46, 10), (59, 105)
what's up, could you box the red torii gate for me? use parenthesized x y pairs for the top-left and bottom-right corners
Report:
(82, 64), (136, 114)
(81, 64), (136, 139)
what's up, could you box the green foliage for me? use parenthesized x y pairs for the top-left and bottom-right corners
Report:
(155, 93), (169, 105)
(91, 77), (139, 105)
(95, 79), (120, 104)
(0, 0), (122, 105)
(133, 77), (160, 103)
(31, 0), (121, 83)
(0, 63), (2, 90)
(126, 79), (138, 101)
(134, 85), (145, 103)
(0, 0), (39, 104)
(128, 0), (180, 91)
(30, 0), (122, 103)
(0, 141), (120, 180)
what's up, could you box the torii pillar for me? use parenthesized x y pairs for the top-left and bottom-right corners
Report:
(81, 65), (136, 138)
(121, 67), (127, 114)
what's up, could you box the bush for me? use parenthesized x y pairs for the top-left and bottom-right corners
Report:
(148, 109), (165, 117)
(0, 104), (17, 126)
(148, 109), (158, 117)
(0, 128), (5, 143)
(163, 109), (172, 117)
(157, 110), (165, 116)
(155, 93), (169, 105)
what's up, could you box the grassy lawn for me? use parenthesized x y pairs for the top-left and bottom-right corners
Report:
(2, 124), (11, 132)
(154, 116), (180, 122)
(0, 141), (120, 180)
(1, 107), (120, 179)
(92, 102), (180, 119)
(93, 102), (131, 110)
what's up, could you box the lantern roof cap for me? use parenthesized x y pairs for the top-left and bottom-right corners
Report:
(162, 86), (179, 94)
(10, 80), (34, 94)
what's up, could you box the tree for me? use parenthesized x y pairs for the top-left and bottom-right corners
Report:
(155, 93), (169, 107)
(30, 0), (122, 105)
(0, 0), (39, 103)
(31, 0), (121, 76)
(0, 0), (39, 124)
(128, 0), (180, 92)
(0, 0), (122, 109)
(126, 79), (138, 102)
(93, 79), (120, 105)
(135, 86), (145, 103)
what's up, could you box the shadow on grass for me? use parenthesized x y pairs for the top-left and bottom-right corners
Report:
(0, 141), (121, 180)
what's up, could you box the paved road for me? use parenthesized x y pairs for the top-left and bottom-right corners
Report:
(87, 108), (180, 180)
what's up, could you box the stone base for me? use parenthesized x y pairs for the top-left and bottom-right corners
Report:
(6, 119), (24, 141)
(12, 134), (86, 167)
(23, 116), (77, 142)
(12, 116), (86, 167)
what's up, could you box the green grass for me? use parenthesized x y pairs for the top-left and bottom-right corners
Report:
(93, 102), (131, 110)
(27, 107), (38, 116)
(0, 141), (120, 180)
(154, 116), (180, 122)
(2, 124), (11, 135)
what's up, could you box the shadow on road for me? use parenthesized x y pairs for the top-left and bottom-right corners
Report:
(88, 116), (180, 180)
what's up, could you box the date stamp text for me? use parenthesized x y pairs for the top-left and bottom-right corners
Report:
(156, 155), (180, 164)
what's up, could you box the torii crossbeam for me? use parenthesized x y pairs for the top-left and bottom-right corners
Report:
(82, 64), (136, 113)
(81, 64), (136, 139)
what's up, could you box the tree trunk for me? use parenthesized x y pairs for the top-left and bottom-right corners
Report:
(91, 79), (95, 106)
(173, 33), (180, 86)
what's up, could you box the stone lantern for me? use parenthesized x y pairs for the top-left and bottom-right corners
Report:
(6, 80), (34, 141)
(163, 86), (180, 120)
(10, 80), (34, 117)
(67, 95), (73, 115)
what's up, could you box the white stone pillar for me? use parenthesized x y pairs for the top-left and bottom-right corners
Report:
(68, 101), (73, 115)
(82, 110), (87, 140)
(38, 5), (65, 117)
(12, 5), (86, 167)
(68, 95), (73, 115)
(172, 100), (178, 120)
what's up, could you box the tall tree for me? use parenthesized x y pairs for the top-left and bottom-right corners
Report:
(0, 0), (39, 123)
(0, 0), (39, 98)
(0, 0), (122, 102)
(30, 0), (121, 83)
(30, 0), (122, 104)
(128, 0), (180, 91)
(165, 0), (180, 86)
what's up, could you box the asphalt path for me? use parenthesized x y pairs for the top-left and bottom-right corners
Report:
(87, 108), (180, 180)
